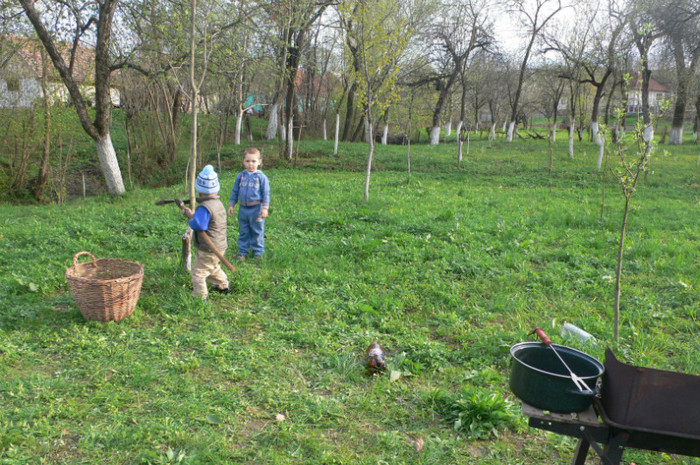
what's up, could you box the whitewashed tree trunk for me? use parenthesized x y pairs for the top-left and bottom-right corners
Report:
(430, 126), (440, 145)
(551, 123), (556, 142)
(406, 123), (412, 177)
(323, 119), (327, 140)
(644, 125), (654, 143)
(568, 124), (575, 159)
(287, 116), (293, 160)
(591, 121), (602, 146)
(596, 134), (605, 170)
(458, 136), (463, 168)
(381, 124), (388, 145)
(364, 119), (370, 143)
(234, 109), (243, 145)
(490, 123), (496, 141)
(502, 120), (507, 132)
(96, 134), (126, 196)
(455, 121), (463, 139)
(445, 120), (452, 137)
(506, 121), (516, 142)
(364, 122), (375, 202)
(279, 120), (286, 142)
(693, 130), (697, 143)
(266, 102), (279, 140)
(669, 126), (683, 145)
(334, 113), (339, 156)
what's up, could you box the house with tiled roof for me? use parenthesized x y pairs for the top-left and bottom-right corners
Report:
(0, 35), (120, 108)
(0, 36), (43, 107)
(626, 75), (672, 115)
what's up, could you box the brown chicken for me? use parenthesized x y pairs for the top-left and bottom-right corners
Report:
(367, 342), (386, 374)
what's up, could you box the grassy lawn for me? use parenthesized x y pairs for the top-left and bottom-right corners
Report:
(1, 134), (700, 464)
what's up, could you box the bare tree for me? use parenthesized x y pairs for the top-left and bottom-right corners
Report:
(506, 0), (566, 142)
(626, 1), (663, 137)
(654, 0), (700, 145)
(18, 0), (126, 195)
(424, 0), (492, 145)
(546, 1), (625, 165)
(279, 1), (331, 158)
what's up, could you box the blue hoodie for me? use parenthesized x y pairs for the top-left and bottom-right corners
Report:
(229, 170), (270, 209)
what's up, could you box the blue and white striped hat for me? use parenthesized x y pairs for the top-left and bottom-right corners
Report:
(196, 165), (220, 194)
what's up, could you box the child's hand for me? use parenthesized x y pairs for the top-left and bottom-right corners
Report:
(227, 205), (234, 216)
(260, 208), (269, 219)
(181, 207), (193, 219)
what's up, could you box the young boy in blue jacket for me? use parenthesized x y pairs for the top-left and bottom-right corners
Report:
(181, 165), (230, 300)
(227, 147), (270, 260)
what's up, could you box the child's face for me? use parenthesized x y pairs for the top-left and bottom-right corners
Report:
(243, 153), (261, 172)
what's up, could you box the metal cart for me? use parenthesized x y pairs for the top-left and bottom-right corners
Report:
(523, 349), (700, 464)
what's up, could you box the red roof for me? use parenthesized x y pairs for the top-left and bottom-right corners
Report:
(6, 35), (95, 83)
(630, 75), (670, 93)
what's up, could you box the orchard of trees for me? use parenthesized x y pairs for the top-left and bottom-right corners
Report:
(1, 0), (700, 201)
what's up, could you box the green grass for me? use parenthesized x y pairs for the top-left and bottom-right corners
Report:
(1, 134), (700, 464)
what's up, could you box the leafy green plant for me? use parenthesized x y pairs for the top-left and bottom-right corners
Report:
(428, 387), (521, 439)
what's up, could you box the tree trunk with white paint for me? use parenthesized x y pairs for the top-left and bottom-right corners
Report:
(234, 109), (243, 145)
(266, 102), (279, 140)
(445, 120), (452, 137)
(334, 113), (339, 156)
(458, 137), (463, 168)
(596, 134), (605, 170)
(406, 120), (412, 178)
(430, 126), (440, 145)
(594, 121), (605, 169)
(591, 121), (602, 146)
(490, 123), (496, 141)
(279, 118), (286, 142)
(96, 134), (126, 196)
(287, 116), (293, 160)
(381, 124), (388, 145)
(669, 127), (683, 145)
(364, 121), (375, 202)
(466, 130), (470, 157)
(506, 121), (515, 142)
(568, 124), (575, 159)
(455, 121), (463, 139)
(323, 119), (327, 140)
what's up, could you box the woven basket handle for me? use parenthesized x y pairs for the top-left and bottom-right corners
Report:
(73, 251), (98, 268)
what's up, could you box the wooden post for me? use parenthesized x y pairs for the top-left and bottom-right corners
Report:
(182, 228), (192, 272)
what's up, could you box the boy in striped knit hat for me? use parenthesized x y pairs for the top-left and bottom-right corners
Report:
(181, 165), (230, 300)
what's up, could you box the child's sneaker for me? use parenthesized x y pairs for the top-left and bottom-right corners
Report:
(211, 286), (231, 295)
(236, 254), (246, 261)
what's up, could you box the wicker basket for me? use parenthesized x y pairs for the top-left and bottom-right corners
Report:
(66, 251), (144, 322)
